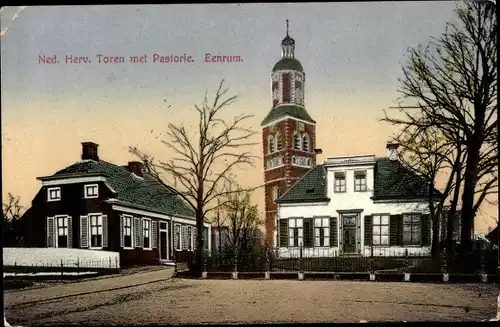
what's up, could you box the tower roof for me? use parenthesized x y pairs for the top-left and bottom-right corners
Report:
(261, 104), (315, 126)
(272, 57), (304, 72)
(274, 19), (303, 70)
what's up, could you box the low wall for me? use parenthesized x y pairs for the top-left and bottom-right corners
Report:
(3, 247), (120, 269)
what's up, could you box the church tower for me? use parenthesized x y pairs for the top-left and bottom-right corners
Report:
(262, 20), (317, 246)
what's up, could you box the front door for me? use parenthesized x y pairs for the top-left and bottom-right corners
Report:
(342, 214), (357, 254)
(159, 222), (168, 260)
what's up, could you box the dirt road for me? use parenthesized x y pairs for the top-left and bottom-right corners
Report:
(4, 270), (499, 325)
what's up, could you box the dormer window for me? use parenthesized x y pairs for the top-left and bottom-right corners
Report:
(47, 187), (61, 202)
(293, 132), (301, 150)
(334, 172), (346, 193)
(302, 133), (309, 152)
(276, 133), (283, 151)
(84, 184), (99, 199)
(268, 135), (275, 154)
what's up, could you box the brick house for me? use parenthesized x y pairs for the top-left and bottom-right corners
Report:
(21, 142), (211, 266)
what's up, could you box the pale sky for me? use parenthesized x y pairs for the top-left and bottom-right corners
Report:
(1, 3), (497, 233)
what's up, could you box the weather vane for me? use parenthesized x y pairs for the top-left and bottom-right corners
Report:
(286, 19), (289, 36)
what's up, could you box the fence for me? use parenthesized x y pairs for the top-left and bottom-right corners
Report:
(3, 248), (121, 280)
(175, 245), (499, 278)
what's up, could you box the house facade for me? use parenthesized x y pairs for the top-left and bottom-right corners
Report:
(22, 142), (211, 266)
(275, 147), (439, 257)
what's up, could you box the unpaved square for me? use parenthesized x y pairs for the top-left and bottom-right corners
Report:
(4, 273), (499, 325)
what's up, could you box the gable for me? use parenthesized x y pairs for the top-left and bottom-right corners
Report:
(276, 165), (329, 203)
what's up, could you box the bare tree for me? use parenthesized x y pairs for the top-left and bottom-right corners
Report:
(130, 80), (259, 274)
(217, 182), (262, 256)
(383, 1), (497, 252)
(2, 193), (25, 247)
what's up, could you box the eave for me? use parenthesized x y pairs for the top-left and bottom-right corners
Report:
(104, 199), (196, 221)
(276, 197), (331, 204)
(37, 172), (108, 181)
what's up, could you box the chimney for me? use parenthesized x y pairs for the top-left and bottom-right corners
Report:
(81, 142), (99, 161)
(386, 142), (399, 161)
(128, 161), (144, 177)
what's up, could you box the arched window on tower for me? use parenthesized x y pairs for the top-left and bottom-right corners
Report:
(302, 133), (310, 152)
(276, 132), (283, 151)
(268, 135), (275, 154)
(293, 132), (301, 150)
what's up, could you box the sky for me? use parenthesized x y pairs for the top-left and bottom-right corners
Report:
(1, 3), (497, 234)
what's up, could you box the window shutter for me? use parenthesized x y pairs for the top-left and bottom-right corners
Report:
(80, 216), (89, 248)
(102, 215), (108, 248)
(134, 217), (140, 247)
(294, 228), (299, 247)
(152, 221), (158, 249)
(67, 216), (73, 248)
(279, 219), (288, 247)
(397, 215), (404, 245)
(47, 217), (55, 247)
(364, 216), (372, 246)
(330, 217), (337, 247)
(193, 226), (198, 251)
(339, 218), (343, 249)
(421, 214), (431, 246)
(139, 218), (144, 248)
(390, 215), (399, 246)
(120, 215), (124, 247)
(304, 218), (313, 247)
(357, 223), (361, 252)
(174, 224), (179, 250)
(183, 226), (188, 250)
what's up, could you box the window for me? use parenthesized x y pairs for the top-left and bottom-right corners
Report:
(276, 133), (283, 151)
(188, 226), (194, 251)
(268, 135), (275, 153)
(175, 224), (181, 250)
(56, 216), (68, 247)
(272, 186), (279, 201)
(314, 218), (330, 247)
(84, 184), (99, 199)
(143, 219), (151, 249)
(302, 133), (309, 152)
(372, 215), (389, 246)
(47, 187), (61, 201)
(123, 215), (133, 248)
(354, 171), (367, 192)
(293, 132), (301, 150)
(334, 172), (346, 193)
(282, 73), (291, 102)
(288, 218), (303, 247)
(403, 214), (421, 246)
(90, 214), (103, 248)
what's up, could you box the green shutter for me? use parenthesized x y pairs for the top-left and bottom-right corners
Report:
(330, 217), (337, 247)
(397, 215), (404, 246)
(294, 228), (299, 246)
(304, 218), (313, 247)
(279, 219), (288, 247)
(421, 214), (431, 246)
(390, 215), (399, 246)
(364, 216), (372, 246)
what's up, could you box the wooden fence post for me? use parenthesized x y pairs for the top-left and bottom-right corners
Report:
(202, 249), (208, 279)
(369, 246), (375, 281)
(232, 249), (238, 280)
(265, 248), (271, 280)
(298, 246), (304, 280)
(60, 258), (64, 277)
(442, 248), (449, 282)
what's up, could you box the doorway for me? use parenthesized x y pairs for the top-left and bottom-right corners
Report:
(342, 214), (358, 254)
(159, 222), (168, 261)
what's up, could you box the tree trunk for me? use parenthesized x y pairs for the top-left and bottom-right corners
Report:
(460, 146), (480, 253)
(194, 208), (204, 277)
(431, 213), (440, 258)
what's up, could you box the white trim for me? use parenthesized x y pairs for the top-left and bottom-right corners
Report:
(142, 218), (152, 250)
(41, 176), (107, 186)
(47, 187), (61, 202)
(174, 223), (182, 251)
(122, 214), (134, 250)
(84, 184), (99, 199)
(110, 204), (196, 225)
(262, 113), (316, 128)
(88, 213), (104, 250)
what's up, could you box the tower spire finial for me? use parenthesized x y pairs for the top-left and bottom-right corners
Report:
(286, 19), (289, 36)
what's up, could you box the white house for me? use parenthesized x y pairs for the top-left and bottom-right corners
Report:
(275, 143), (440, 257)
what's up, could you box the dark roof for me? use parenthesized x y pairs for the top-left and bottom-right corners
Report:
(276, 158), (441, 204)
(40, 160), (195, 218)
(261, 104), (315, 126)
(277, 165), (330, 203)
(272, 57), (303, 72)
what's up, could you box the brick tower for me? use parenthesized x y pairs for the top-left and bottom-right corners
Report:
(262, 20), (317, 246)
